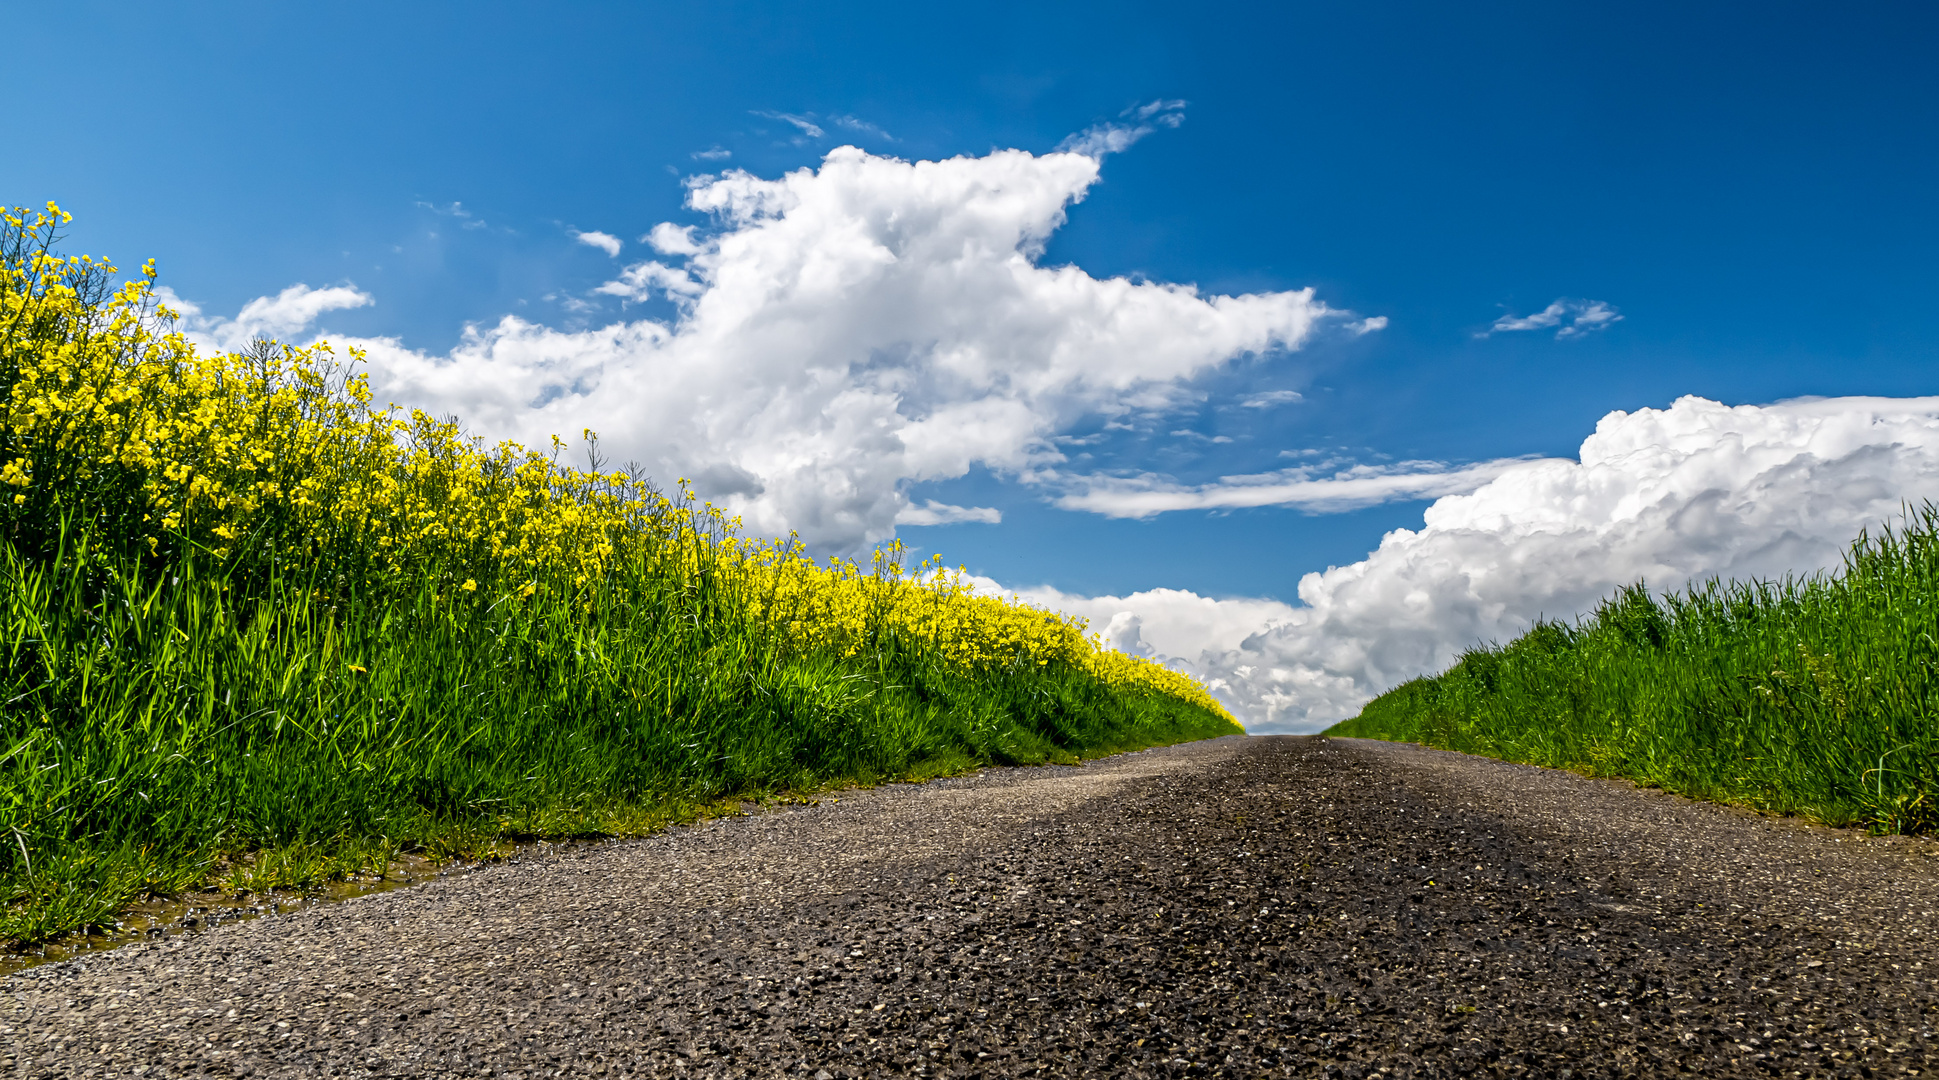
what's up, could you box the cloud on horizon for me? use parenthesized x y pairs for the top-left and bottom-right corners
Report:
(967, 573), (1299, 680)
(1007, 395), (1939, 731)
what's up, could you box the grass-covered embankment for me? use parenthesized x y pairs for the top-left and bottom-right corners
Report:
(1329, 503), (1939, 834)
(0, 204), (1239, 947)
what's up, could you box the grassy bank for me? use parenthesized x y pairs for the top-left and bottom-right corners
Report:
(0, 204), (1239, 947)
(1329, 503), (1939, 834)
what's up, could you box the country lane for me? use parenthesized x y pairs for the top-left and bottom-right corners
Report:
(6, 735), (1938, 1078)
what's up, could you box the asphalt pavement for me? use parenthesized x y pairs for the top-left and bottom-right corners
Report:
(7, 735), (1937, 1078)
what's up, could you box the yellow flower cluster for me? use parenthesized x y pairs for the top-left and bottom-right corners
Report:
(727, 541), (1229, 716)
(1, 204), (669, 586)
(0, 203), (1231, 722)
(733, 542), (1087, 667)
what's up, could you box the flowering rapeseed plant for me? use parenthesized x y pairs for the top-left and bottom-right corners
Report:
(0, 202), (1230, 718)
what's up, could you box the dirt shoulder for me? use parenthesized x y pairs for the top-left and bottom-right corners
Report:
(7, 735), (1938, 1078)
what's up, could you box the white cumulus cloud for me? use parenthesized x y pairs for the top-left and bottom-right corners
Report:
(644, 222), (705, 256)
(156, 283), (373, 353)
(329, 142), (1340, 550)
(1012, 395), (1939, 732)
(969, 574), (1297, 676)
(572, 230), (623, 257)
(593, 261), (702, 302)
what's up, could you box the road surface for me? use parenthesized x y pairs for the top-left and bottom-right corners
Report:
(6, 735), (1937, 1078)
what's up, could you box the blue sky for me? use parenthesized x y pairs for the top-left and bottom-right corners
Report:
(11, 1), (1939, 727)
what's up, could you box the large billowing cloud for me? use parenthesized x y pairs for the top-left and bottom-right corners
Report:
(334, 141), (1336, 550)
(1017, 395), (1939, 732)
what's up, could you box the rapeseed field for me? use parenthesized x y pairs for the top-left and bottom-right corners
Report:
(0, 204), (1237, 946)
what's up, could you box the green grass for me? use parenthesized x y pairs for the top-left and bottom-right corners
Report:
(1328, 503), (1939, 835)
(0, 516), (1235, 946)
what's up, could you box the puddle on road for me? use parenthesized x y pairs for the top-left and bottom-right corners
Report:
(0, 839), (609, 978)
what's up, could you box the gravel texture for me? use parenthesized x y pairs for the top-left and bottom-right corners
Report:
(7, 734), (1939, 1078)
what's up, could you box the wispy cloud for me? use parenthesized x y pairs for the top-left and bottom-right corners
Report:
(752, 110), (824, 141)
(1050, 457), (1537, 518)
(1128, 99), (1189, 124)
(545, 291), (601, 315)
(743, 112), (892, 147)
(1480, 298), (1621, 340)
(1348, 315), (1388, 335)
(415, 200), (489, 230)
(1170, 429), (1234, 444)
(691, 146), (733, 161)
(1240, 390), (1303, 409)
(571, 230), (622, 257)
(1055, 99), (1187, 159)
(830, 114), (895, 141)
(895, 500), (1002, 526)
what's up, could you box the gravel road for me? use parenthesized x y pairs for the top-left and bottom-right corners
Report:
(8, 734), (1939, 1078)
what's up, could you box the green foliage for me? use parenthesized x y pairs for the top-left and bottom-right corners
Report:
(0, 523), (1229, 946)
(1331, 504), (1939, 835)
